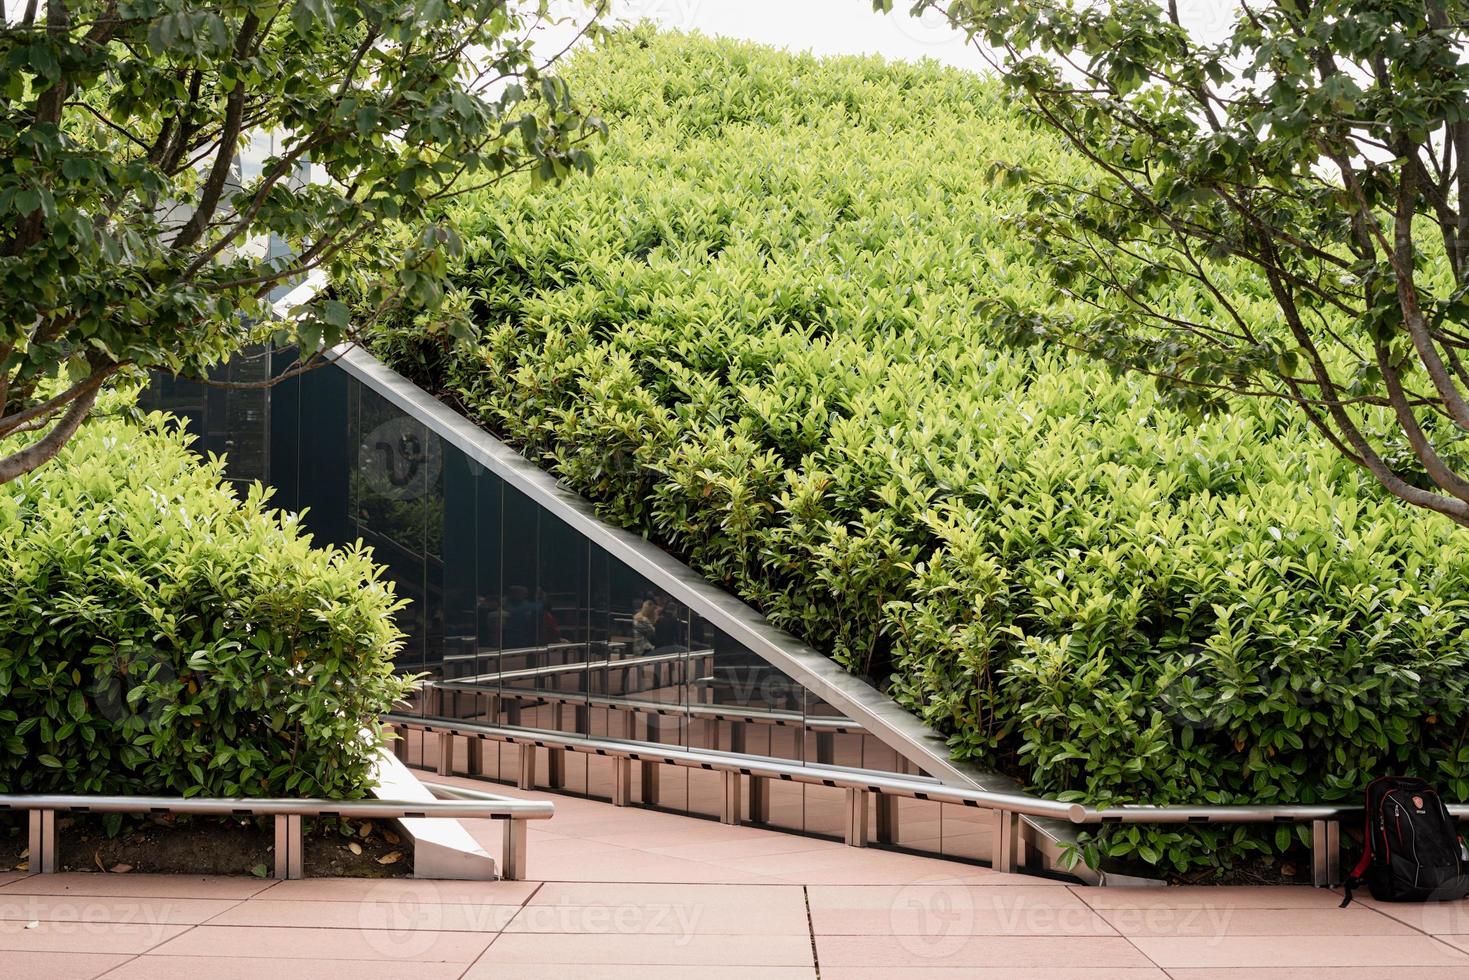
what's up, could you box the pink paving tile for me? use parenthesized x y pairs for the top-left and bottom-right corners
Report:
(256, 877), (539, 904)
(807, 884), (1082, 911)
(98, 955), (468, 980)
(0, 918), (189, 954)
(146, 924), (494, 963)
(473, 931), (815, 966)
(1168, 971), (1469, 980)
(736, 850), (1022, 887)
(644, 835), (839, 862)
(0, 873), (30, 887)
(589, 823), (778, 848)
(809, 885), (1112, 937)
(820, 970), (1166, 980)
(0, 950), (133, 980)
(1072, 885), (1349, 910)
(462, 965), (814, 980)
(506, 899), (810, 936)
(0, 873), (272, 901)
(1357, 897), (1469, 935)
(1098, 905), (1418, 937)
(529, 881), (804, 907)
(207, 897), (520, 932)
(1131, 934), (1469, 968)
(0, 894), (235, 925)
(815, 934), (1156, 969)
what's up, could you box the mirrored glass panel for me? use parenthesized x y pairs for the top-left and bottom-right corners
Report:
(688, 613), (804, 763)
(589, 547), (689, 746)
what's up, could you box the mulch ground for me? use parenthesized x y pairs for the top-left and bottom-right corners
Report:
(1, 811), (412, 878)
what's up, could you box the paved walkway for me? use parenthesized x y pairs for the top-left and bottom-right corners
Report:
(3, 775), (1468, 978)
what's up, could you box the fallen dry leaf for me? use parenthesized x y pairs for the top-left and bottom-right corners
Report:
(94, 850), (105, 873)
(347, 842), (362, 856)
(357, 821), (374, 839)
(376, 851), (403, 866)
(13, 861), (28, 872)
(383, 829), (401, 845)
(110, 863), (133, 874)
(25, 920), (38, 930)
(17, 847), (28, 860)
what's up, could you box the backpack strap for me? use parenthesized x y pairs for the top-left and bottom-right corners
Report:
(1340, 814), (1376, 908)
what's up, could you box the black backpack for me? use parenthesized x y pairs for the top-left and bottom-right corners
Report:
(1341, 776), (1469, 907)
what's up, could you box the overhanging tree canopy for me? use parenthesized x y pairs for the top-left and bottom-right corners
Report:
(877, 0), (1469, 526)
(0, 0), (604, 482)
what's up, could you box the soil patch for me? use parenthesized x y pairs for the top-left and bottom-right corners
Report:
(1, 811), (23, 871)
(1169, 850), (1316, 886)
(25, 813), (415, 878)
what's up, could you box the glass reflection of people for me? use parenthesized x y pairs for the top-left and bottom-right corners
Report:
(652, 595), (686, 651)
(503, 585), (538, 649)
(632, 597), (658, 655)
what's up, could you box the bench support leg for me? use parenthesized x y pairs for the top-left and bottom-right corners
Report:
(991, 810), (1019, 874)
(274, 814), (303, 880)
(502, 820), (527, 881)
(28, 810), (56, 874)
(1312, 819), (1342, 888)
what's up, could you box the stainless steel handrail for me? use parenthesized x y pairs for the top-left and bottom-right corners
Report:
(392, 715), (1469, 889)
(1, 792), (553, 881)
(429, 680), (865, 733)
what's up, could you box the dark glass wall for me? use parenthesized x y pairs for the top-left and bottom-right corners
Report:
(144, 358), (921, 797)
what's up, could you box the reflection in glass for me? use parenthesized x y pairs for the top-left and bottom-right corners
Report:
(589, 547), (689, 747)
(689, 613), (804, 764)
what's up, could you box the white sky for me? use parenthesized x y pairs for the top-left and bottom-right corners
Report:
(602, 0), (993, 69)
(591, 0), (1238, 67)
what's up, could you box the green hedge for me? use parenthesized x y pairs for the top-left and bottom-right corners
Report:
(368, 29), (1469, 872)
(0, 409), (410, 800)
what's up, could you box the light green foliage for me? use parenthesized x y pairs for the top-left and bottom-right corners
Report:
(369, 30), (1469, 871)
(0, 407), (411, 799)
(876, 1), (1469, 529)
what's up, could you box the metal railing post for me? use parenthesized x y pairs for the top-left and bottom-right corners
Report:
(875, 794), (898, 845)
(502, 819), (527, 881)
(437, 732), (455, 776)
(1311, 818), (1341, 888)
(516, 743), (537, 790)
(816, 731), (836, 766)
(721, 771), (741, 825)
(611, 757), (633, 806)
(845, 788), (870, 847)
(748, 774), (770, 824)
(466, 736), (484, 776)
(640, 759), (661, 805)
